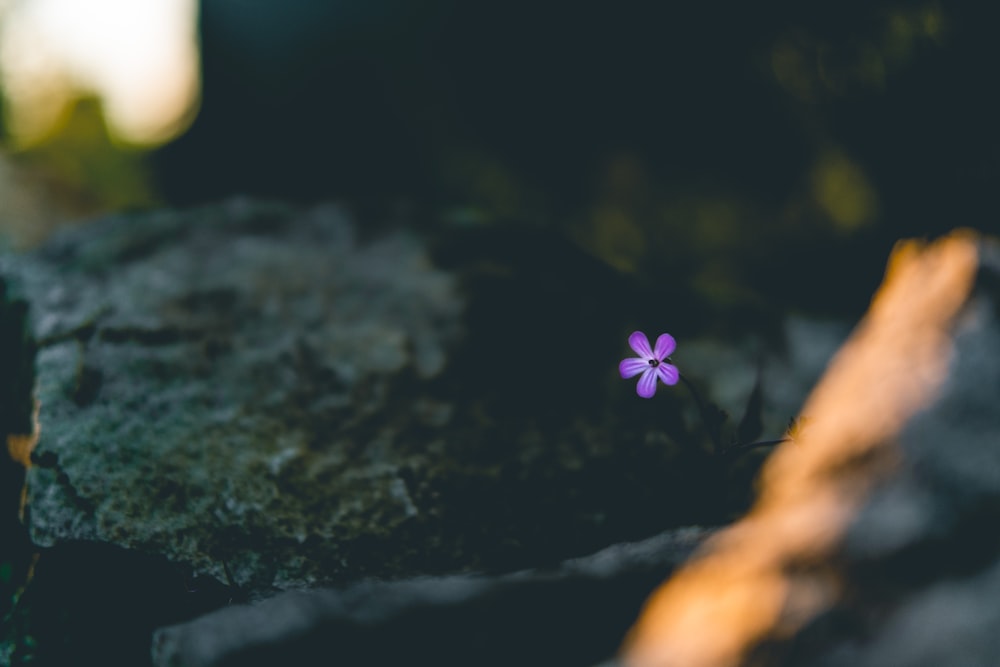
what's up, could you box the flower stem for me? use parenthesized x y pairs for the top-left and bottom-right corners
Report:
(678, 373), (723, 456)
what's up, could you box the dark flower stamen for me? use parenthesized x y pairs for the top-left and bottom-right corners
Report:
(648, 359), (659, 367)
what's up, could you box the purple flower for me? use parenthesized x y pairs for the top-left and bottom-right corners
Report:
(619, 331), (679, 398)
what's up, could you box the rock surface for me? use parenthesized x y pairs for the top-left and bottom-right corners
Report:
(150, 526), (711, 667)
(2, 200), (825, 601)
(5, 200), (466, 593)
(0, 200), (850, 666)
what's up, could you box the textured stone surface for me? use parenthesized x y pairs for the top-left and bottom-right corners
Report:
(4, 200), (465, 593)
(625, 231), (1000, 667)
(150, 526), (711, 667)
(1, 200), (845, 603)
(0, 199), (862, 666)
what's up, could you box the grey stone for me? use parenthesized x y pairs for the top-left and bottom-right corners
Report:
(1, 199), (855, 666)
(3, 200), (752, 605)
(3, 200), (465, 593)
(150, 526), (711, 667)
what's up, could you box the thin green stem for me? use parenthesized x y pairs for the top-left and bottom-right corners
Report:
(678, 372), (723, 456)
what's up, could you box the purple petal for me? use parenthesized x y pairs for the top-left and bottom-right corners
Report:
(628, 331), (653, 359)
(620, 357), (650, 379)
(653, 333), (676, 360)
(636, 368), (658, 398)
(656, 363), (680, 386)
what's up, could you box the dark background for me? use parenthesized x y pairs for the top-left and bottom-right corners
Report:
(3, 0), (997, 321)
(150, 0), (999, 320)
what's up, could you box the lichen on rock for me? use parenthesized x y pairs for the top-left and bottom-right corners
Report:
(6, 200), (465, 594)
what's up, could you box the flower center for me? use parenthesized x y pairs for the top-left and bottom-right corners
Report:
(648, 359), (659, 367)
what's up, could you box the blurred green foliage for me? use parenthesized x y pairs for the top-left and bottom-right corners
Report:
(0, 96), (160, 246)
(15, 99), (159, 211)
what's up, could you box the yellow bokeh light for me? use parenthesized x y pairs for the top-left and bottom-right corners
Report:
(811, 151), (878, 233)
(586, 206), (645, 273)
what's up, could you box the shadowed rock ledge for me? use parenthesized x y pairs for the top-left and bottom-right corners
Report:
(0, 199), (845, 665)
(4, 200), (466, 594)
(2, 200), (785, 597)
(150, 526), (710, 667)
